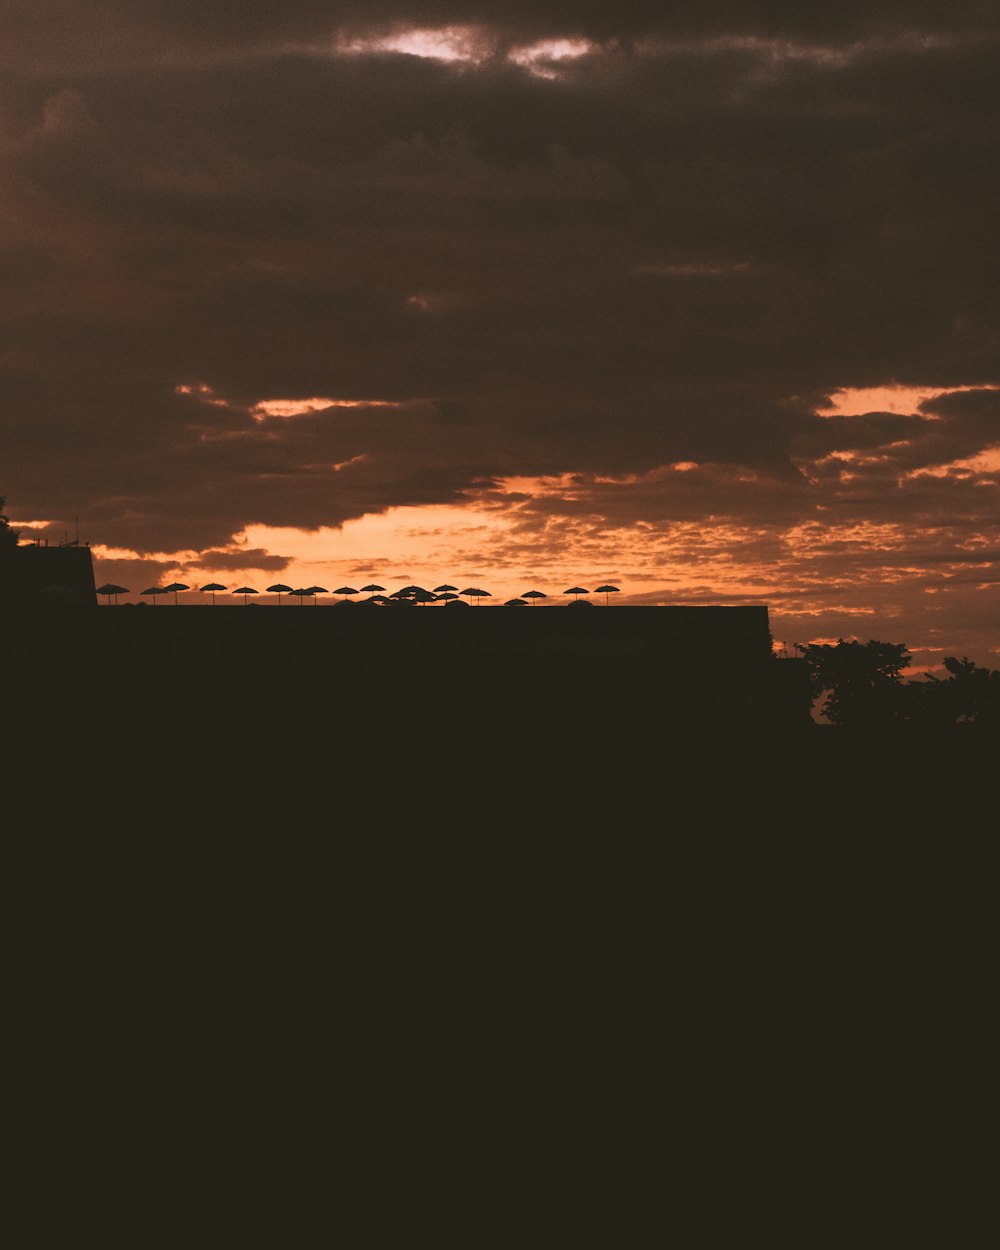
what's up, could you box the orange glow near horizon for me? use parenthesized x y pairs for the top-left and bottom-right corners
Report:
(252, 397), (404, 419)
(818, 383), (999, 416)
(88, 498), (865, 609)
(907, 447), (1000, 477)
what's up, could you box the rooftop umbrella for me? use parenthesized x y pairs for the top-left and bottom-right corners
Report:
(305, 585), (328, 605)
(96, 583), (129, 605)
(521, 590), (547, 605)
(594, 583), (621, 606)
(334, 586), (359, 602)
(391, 586), (435, 604)
(444, 597), (470, 607)
(459, 587), (492, 606)
(164, 581), (189, 605)
(267, 582), (292, 605)
(504, 598), (528, 607)
(140, 586), (167, 605)
(433, 584), (458, 594)
(564, 586), (590, 602)
(435, 591), (459, 603)
(201, 582), (227, 605)
(289, 587), (310, 604)
(360, 583), (385, 594)
(233, 585), (258, 606)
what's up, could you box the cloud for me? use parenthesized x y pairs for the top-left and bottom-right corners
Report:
(2, 2), (998, 660)
(187, 547), (291, 573)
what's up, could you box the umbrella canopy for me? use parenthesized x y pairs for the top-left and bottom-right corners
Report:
(96, 583), (129, 605)
(504, 598), (528, 607)
(594, 583), (621, 605)
(305, 585), (328, 604)
(444, 597), (470, 607)
(459, 587), (492, 605)
(411, 589), (438, 604)
(564, 586), (590, 599)
(198, 580), (225, 605)
(163, 581), (189, 605)
(567, 598), (594, 606)
(360, 583), (385, 593)
(433, 584), (458, 593)
(232, 585), (258, 605)
(521, 590), (547, 604)
(140, 586), (167, 604)
(435, 591), (459, 602)
(266, 582), (292, 605)
(289, 587), (311, 604)
(334, 586), (359, 596)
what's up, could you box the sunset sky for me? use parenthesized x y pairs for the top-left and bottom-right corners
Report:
(2, 2), (998, 666)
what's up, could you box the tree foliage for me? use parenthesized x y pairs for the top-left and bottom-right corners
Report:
(0, 496), (18, 551)
(795, 639), (911, 727)
(796, 638), (1000, 729)
(907, 656), (1000, 729)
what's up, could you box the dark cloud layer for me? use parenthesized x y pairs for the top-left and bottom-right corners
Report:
(5, 3), (996, 60)
(2, 2), (998, 655)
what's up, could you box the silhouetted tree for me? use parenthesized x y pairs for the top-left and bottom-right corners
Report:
(0, 496), (17, 550)
(907, 656), (1000, 729)
(795, 638), (911, 727)
(0, 496), (18, 591)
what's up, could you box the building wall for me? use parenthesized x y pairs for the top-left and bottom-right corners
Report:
(0, 603), (812, 732)
(0, 545), (97, 605)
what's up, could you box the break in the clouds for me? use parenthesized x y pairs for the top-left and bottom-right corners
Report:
(2, 2), (998, 660)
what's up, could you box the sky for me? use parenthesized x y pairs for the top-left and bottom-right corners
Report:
(2, 1), (998, 665)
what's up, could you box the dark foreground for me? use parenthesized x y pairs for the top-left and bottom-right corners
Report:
(6, 676), (997, 1247)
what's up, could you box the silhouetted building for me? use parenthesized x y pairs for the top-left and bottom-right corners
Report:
(0, 598), (811, 732)
(0, 543), (97, 607)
